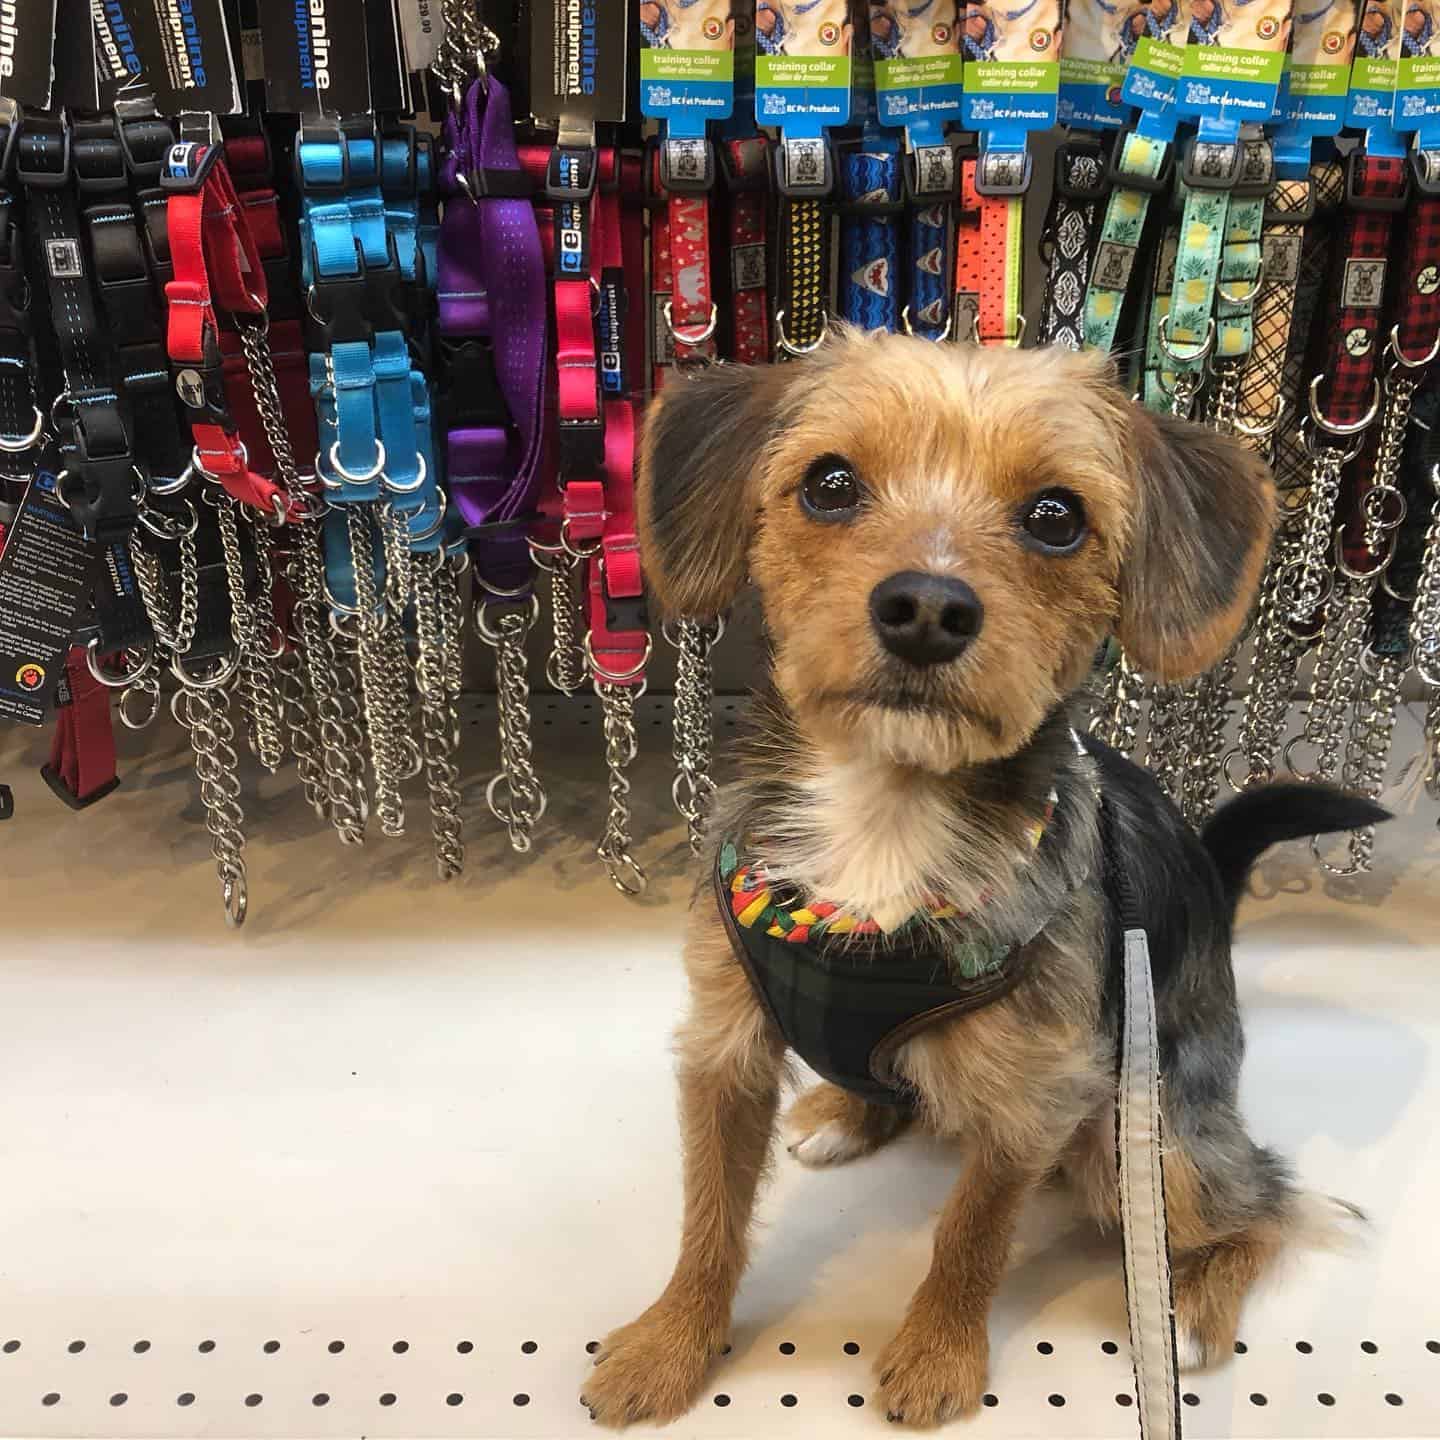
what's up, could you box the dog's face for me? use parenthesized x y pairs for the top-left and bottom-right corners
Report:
(640, 331), (1275, 773)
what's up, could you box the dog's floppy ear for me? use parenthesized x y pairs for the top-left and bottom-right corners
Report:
(638, 362), (791, 617)
(1115, 405), (1276, 682)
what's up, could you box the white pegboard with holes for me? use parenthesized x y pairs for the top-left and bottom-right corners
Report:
(0, 697), (1437, 1440)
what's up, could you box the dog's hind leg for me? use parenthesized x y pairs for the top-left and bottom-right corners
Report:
(784, 1082), (912, 1167)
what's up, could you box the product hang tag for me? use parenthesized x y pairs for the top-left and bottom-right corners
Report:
(0, 0), (59, 107)
(639, 0), (736, 137)
(530, 0), (630, 129)
(95, 0), (242, 117)
(1395, 0), (1440, 148)
(1346, 0), (1404, 152)
(398, 0), (441, 70)
(54, 0), (100, 110)
(1058, 0), (1135, 130)
(1119, 0), (1191, 138)
(871, 0), (965, 143)
(961, 0), (1062, 150)
(0, 460), (104, 729)
(754, 0), (856, 136)
(1271, 0), (1356, 172)
(1177, 0), (1291, 140)
(722, 0), (757, 131)
(259, 0), (371, 116)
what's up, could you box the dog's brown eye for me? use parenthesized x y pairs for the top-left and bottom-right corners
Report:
(800, 456), (861, 520)
(1020, 490), (1086, 552)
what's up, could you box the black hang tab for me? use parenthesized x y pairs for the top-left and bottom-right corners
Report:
(0, 783), (12, 820)
(529, 0), (629, 130)
(159, 137), (224, 191)
(774, 135), (834, 199)
(54, 0), (100, 111)
(257, 0), (372, 118)
(0, 0), (58, 109)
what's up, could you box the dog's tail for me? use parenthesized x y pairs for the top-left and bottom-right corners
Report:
(1200, 784), (1391, 920)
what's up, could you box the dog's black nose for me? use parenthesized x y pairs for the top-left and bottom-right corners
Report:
(869, 571), (983, 668)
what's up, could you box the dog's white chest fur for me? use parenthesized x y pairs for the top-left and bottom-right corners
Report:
(757, 759), (991, 932)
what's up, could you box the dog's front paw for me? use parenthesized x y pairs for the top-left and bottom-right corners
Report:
(784, 1083), (909, 1168)
(876, 1315), (988, 1427)
(581, 1303), (719, 1427)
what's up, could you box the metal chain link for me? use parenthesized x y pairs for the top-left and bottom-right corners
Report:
(431, 0), (498, 106)
(1287, 572), (1370, 783)
(1143, 680), (1191, 804)
(667, 618), (721, 854)
(1277, 437), (1346, 631)
(174, 682), (249, 927)
(379, 502), (416, 616)
(480, 598), (546, 853)
(1089, 650), (1143, 755)
(277, 644), (329, 818)
(1178, 642), (1240, 825)
(347, 505), (407, 837)
(132, 530), (200, 658)
(595, 680), (647, 896)
(540, 548), (587, 695)
(1206, 359), (1243, 434)
(414, 553), (466, 878)
(1412, 472), (1440, 689)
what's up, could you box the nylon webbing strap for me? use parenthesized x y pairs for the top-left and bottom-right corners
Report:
(19, 115), (139, 542)
(1083, 132), (1169, 354)
(722, 135), (770, 364)
(0, 112), (45, 497)
(774, 137), (832, 360)
(657, 138), (718, 376)
(907, 144), (957, 341)
(955, 158), (1023, 346)
(839, 137), (902, 333)
(1231, 176), (1313, 440)
(1040, 137), (1111, 350)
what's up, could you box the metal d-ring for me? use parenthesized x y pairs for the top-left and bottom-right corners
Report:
(1388, 322), (1440, 371)
(660, 614), (728, 647)
(599, 844), (648, 897)
(118, 680), (162, 730)
(559, 517), (603, 560)
(582, 629), (654, 684)
(328, 436), (387, 485)
(171, 648), (243, 690)
(383, 450), (427, 495)
(1282, 734), (1323, 784)
(474, 592), (540, 645)
(901, 304), (953, 342)
(314, 448), (344, 492)
(149, 461), (196, 497)
(1157, 312), (1215, 367)
(1311, 832), (1362, 878)
(664, 300), (719, 349)
(474, 567), (531, 602)
(1221, 747), (1258, 794)
(1216, 256), (1266, 307)
(774, 309), (829, 359)
(0, 404), (44, 452)
(1307, 374), (1381, 435)
(1233, 394), (1286, 440)
(137, 497), (200, 542)
(86, 636), (156, 689)
(191, 439), (249, 482)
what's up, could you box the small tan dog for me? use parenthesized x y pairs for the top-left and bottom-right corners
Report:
(581, 332), (1373, 1428)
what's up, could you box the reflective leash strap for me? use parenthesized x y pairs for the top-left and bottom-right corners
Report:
(1096, 784), (1180, 1440)
(164, 138), (291, 797)
(954, 155), (1024, 346)
(723, 135), (771, 364)
(1038, 135), (1112, 351)
(587, 161), (651, 896)
(301, 125), (412, 841)
(439, 71), (547, 861)
(1282, 155), (1408, 797)
(1228, 160), (1347, 789)
(220, 126), (339, 828)
(1320, 174), (1440, 875)
(773, 136), (833, 359)
(838, 134), (903, 333)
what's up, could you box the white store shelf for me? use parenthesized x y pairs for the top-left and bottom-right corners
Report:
(0, 697), (1437, 1440)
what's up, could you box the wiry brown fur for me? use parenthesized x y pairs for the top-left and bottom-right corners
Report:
(585, 333), (1329, 1429)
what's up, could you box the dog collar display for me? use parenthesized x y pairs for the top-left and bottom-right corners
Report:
(955, 158), (1025, 347)
(1039, 137), (1112, 350)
